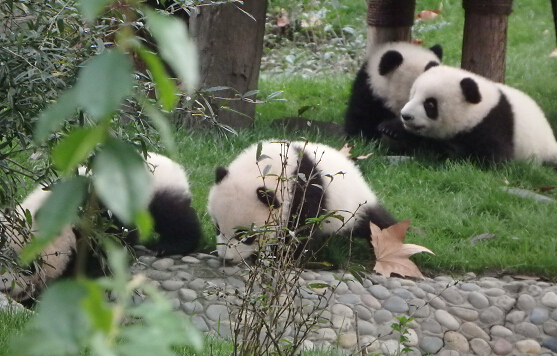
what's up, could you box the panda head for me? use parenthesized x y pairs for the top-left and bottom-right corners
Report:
(207, 166), (283, 264)
(369, 42), (443, 113)
(400, 65), (501, 139)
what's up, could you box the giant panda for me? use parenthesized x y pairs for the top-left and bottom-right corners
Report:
(207, 140), (398, 264)
(391, 65), (557, 166)
(344, 41), (443, 144)
(0, 186), (77, 303)
(0, 152), (201, 303)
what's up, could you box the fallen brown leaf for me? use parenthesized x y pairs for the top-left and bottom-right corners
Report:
(339, 143), (354, 157)
(416, 10), (439, 20)
(370, 220), (434, 279)
(276, 9), (289, 28)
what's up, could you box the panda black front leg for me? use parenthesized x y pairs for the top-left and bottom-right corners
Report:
(377, 119), (407, 139)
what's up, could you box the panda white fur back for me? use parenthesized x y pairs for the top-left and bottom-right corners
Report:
(400, 65), (557, 166)
(0, 186), (76, 302)
(207, 140), (397, 263)
(344, 42), (442, 140)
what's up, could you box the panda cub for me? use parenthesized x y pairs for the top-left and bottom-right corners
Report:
(0, 152), (201, 303)
(0, 187), (77, 303)
(395, 65), (557, 166)
(207, 140), (398, 264)
(344, 42), (443, 142)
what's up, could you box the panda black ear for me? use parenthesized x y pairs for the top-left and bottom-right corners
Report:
(215, 166), (228, 184)
(256, 187), (281, 209)
(429, 44), (443, 61)
(460, 78), (482, 104)
(379, 50), (404, 76)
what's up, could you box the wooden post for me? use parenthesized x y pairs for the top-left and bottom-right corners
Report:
(366, 0), (416, 53)
(189, 0), (267, 128)
(461, 0), (513, 83)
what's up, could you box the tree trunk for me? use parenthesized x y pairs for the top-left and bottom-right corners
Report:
(366, 0), (415, 53)
(189, 0), (268, 128)
(461, 0), (513, 83)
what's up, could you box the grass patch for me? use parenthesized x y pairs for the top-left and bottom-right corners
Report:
(0, 312), (348, 356)
(0, 308), (33, 356)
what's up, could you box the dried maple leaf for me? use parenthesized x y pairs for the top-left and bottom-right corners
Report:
(370, 220), (434, 279)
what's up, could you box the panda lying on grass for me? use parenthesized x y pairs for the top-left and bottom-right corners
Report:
(379, 65), (557, 167)
(207, 140), (398, 264)
(0, 152), (201, 304)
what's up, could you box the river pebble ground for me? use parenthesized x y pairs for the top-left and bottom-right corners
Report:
(3, 250), (557, 356)
(124, 251), (557, 356)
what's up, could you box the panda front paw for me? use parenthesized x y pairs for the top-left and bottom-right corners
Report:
(377, 120), (404, 139)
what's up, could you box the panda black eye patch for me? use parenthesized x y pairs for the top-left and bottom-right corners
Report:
(232, 230), (257, 245)
(240, 235), (257, 245)
(423, 98), (438, 119)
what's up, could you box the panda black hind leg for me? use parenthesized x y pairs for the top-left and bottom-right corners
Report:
(351, 204), (398, 245)
(145, 189), (201, 256)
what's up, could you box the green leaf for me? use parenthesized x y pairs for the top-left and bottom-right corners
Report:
(134, 208), (154, 243)
(76, 0), (113, 22)
(52, 125), (107, 175)
(308, 283), (330, 289)
(145, 9), (198, 93)
(81, 280), (114, 334)
(92, 139), (154, 225)
(116, 301), (203, 356)
(266, 91), (284, 101)
(97, 245), (131, 300)
(34, 88), (78, 143)
(136, 45), (177, 111)
(76, 50), (133, 121)
(142, 100), (176, 156)
(9, 280), (92, 356)
(20, 176), (88, 263)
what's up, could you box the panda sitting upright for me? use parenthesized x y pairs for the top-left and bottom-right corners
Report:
(207, 140), (398, 264)
(344, 42), (443, 147)
(385, 65), (557, 167)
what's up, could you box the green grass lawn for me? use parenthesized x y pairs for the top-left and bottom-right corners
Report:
(183, 0), (557, 280)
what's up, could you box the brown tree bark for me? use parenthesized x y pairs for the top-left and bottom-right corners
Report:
(189, 0), (267, 128)
(461, 0), (513, 83)
(366, 0), (415, 52)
